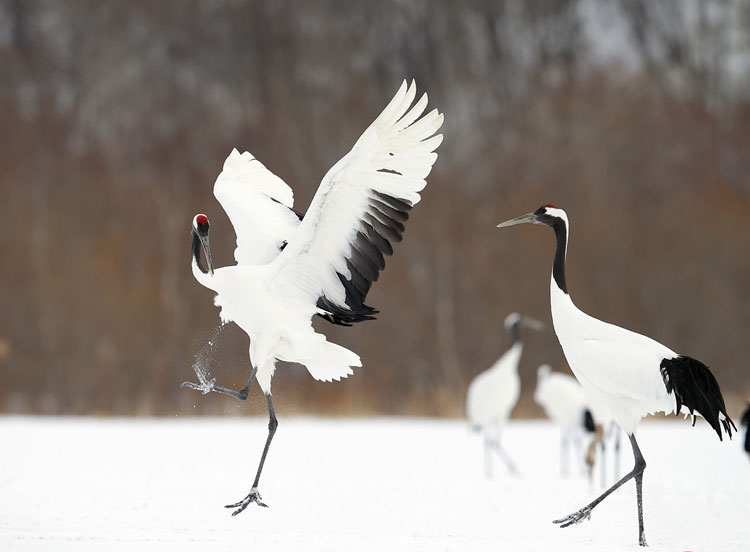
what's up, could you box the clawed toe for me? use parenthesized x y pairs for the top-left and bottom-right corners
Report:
(181, 379), (216, 394)
(181, 364), (216, 395)
(225, 488), (268, 515)
(553, 508), (592, 528)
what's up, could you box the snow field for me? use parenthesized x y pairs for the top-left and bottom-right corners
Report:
(0, 416), (747, 551)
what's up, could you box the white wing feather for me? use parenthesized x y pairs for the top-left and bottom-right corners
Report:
(213, 149), (301, 265)
(272, 80), (443, 315)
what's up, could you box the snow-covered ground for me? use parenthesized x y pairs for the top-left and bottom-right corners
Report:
(1, 416), (747, 551)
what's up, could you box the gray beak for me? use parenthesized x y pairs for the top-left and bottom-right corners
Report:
(522, 317), (545, 331)
(200, 234), (215, 276)
(497, 212), (537, 228)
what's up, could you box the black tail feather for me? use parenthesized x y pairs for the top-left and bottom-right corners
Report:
(583, 408), (596, 433)
(660, 355), (737, 441)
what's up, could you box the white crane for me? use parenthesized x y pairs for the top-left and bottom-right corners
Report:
(466, 312), (543, 477)
(497, 204), (735, 546)
(183, 81), (443, 515)
(534, 364), (597, 477)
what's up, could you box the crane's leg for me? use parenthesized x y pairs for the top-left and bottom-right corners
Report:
(182, 364), (257, 401)
(491, 428), (518, 474)
(599, 439), (607, 488)
(226, 393), (278, 515)
(483, 431), (494, 479)
(554, 433), (648, 547)
(613, 427), (622, 482)
(632, 435), (647, 547)
(560, 430), (570, 476)
(584, 425), (604, 484)
(573, 431), (586, 475)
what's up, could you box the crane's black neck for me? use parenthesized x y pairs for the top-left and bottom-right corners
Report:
(509, 322), (522, 346)
(192, 230), (210, 274)
(551, 218), (568, 294)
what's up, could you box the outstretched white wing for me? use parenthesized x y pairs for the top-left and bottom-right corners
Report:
(273, 80), (443, 325)
(214, 149), (302, 265)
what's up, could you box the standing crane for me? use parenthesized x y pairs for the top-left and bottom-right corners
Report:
(497, 204), (735, 546)
(466, 312), (543, 477)
(183, 81), (443, 515)
(534, 364), (597, 477)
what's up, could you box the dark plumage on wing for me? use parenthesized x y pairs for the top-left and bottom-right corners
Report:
(659, 355), (736, 441)
(316, 192), (412, 326)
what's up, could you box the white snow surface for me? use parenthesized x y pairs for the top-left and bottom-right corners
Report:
(1, 416), (747, 551)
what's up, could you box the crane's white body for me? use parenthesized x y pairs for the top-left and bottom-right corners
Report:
(466, 342), (522, 428)
(534, 366), (590, 431)
(194, 262), (358, 391)
(550, 269), (678, 436)
(192, 81), (443, 394)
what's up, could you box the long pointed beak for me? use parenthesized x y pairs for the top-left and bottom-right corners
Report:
(522, 317), (545, 331)
(200, 235), (215, 275)
(497, 212), (537, 228)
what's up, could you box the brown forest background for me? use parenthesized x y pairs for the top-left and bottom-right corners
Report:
(1, 0), (749, 419)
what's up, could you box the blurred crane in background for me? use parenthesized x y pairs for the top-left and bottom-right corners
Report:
(534, 364), (596, 477)
(466, 312), (543, 477)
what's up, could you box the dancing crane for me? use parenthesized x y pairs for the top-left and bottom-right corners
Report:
(466, 312), (543, 477)
(497, 204), (735, 546)
(184, 81), (443, 515)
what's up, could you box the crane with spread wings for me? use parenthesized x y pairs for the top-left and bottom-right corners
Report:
(184, 81), (443, 515)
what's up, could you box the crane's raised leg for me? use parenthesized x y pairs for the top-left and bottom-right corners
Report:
(226, 393), (278, 515)
(554, 433), (648, 547)
(182, 364), (258, 400)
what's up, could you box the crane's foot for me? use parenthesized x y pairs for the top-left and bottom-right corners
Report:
(639, 533), (648, 547)
(553, 506), (592, 528)
(225, 487), (268, 516)
(181, 364), (216, 395)
(182, 364), (252, 400)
